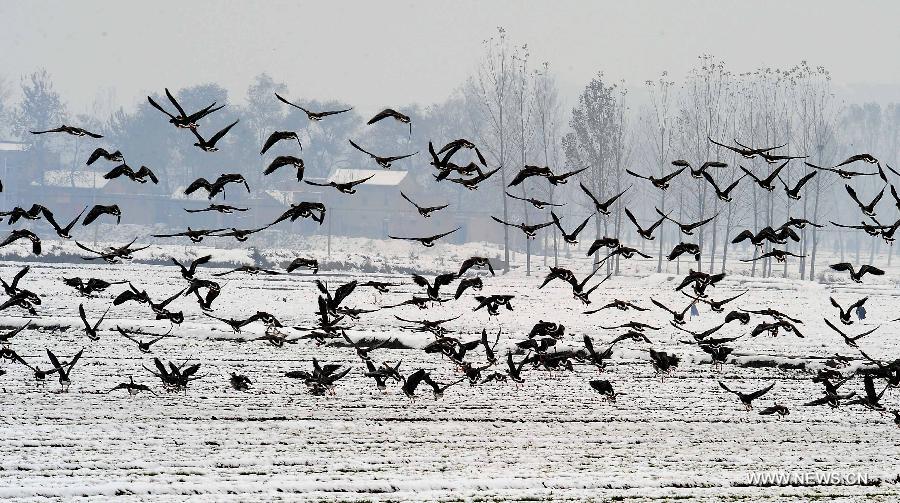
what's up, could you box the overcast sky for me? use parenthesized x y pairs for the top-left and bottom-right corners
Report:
(3, 0), (899, 116)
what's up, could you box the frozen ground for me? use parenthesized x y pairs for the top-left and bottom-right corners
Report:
(1, 238), (900, 501)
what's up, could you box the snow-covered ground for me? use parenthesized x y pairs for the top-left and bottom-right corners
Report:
(1, 238), (900, 501)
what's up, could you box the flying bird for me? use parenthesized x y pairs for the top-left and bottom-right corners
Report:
(260, 130), (302, 154)
(388, 228), (459, 247)
(348, 139), (416, 169)
(401, 192), (448, 218)
(191, 120), (239, 152)
(31, 125), (102, 138)
(275, 92), (352, 121)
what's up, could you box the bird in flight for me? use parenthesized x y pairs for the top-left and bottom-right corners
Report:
(389, 228), (460, 247)
(349, 139), (417, 169)
(31, 125), (102, 138)
(275, 92), (352, 121)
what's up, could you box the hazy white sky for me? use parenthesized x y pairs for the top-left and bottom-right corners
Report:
(3, 0), (899, 115)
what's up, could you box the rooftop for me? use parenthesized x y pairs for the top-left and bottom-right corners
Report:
(43, 170), (108, 189)
(327, 169), (407, 187)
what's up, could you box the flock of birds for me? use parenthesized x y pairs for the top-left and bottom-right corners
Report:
(2, 88), (900, 428)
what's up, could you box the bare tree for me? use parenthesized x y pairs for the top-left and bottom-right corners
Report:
(532, 62), (563, 267)
(466, 27), (518, 272)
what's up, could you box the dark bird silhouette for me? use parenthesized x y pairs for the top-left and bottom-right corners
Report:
(367, 108), (411, 134)
(586, 237), (621, 256)
(823, 318), (879, 348)
(271, 202), (326, 225)
(148, 88), (223, 129)
(740, 248), (805, 263)
(625, 167), (684, 190)
(389, 227), (459, 247)
(260, 130), (302, 154)
(758, 404), (790, 417)
(349, 139), (416, 169)
(205, 311), (282, 333)
(834, 153), (878, 168)
(829, 296), (868, 325)
(46, 348), (84, 392)
(724, 310), (751, 325)
(286, 257), (318, 274)
(584, 299), (647, 315)
(444, 166), (501, 190)
(649, 348), (679, 374)
(805, 161), (876, 179)
(185, 174), (250, 199)
(671, 159), (727, 179)
(0, 229), (41, 254)
(829, 262), (885, 283)
(76, 238), (149, 263)
(152, 227), (226, 243)
(625, 208), (668, 240)
(547, 167), (587, 185)
(551, 211), (593, 244)
(31, 125), (102, 138)
(596, 246), (652, 266)
(86, 147), (123, 165)
(1, 204), (44, 224)
(702, 171), (745, 202)
(849, 374), (888, 411)
(184, 204), (248, 214)
(507, 352), (530, 384)
(103, 164), (159, 184)
(667, 242), (701, 261)
(229, 372), (252, 391)
(109, 376), (154, 395)
(41, 206), (86, 238)
(264, 156), (305, 180)
(491, 216), (553, 239)
(0, 322), (30, 346)
(651, 298), (692, 325)
(78, 303), (109, 341)
(718, 381), (774, 410)
(116, 326), (171, 353)
(580, 183), (628, 215)
(690, 290), (747, 312)
(457, 256), (495, 277)
(401, 369), (431, 398)
(707, 137), (783, 158)
(454, 277), (483, 299)
(589, 380), (620, 401)
(780, 171), (817, 200)
(658, 209), (717, 236)
(172, 255), (212, 280)
(740, 161), (787, 191)
(214, 265), (280, 277)
(508, 166), (553, 187)
(359, 280), (397, 293)
(191, 120), (239, 152)
(211, 226), (269, 242)
(306, 174), (373, 194)
(82, 204), (121, 226)
(829, 220), (885, 237)
(437, 138), (487, 166)
(401, 192), (448, 217)
(412, 273), (456, 300)
(275, 92), (352, 121)
(845, 185), (884, 216)
(506, 191), (563, 210)
(63, 277), (125, 296)
(473, 295), (514, 316)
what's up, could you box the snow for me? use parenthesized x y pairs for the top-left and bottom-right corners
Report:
(0, 239), (899, 501)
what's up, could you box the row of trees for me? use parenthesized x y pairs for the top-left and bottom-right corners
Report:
(2, 30), (899, 281)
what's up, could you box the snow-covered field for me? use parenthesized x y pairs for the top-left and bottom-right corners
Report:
(1, 239), (900, 501)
